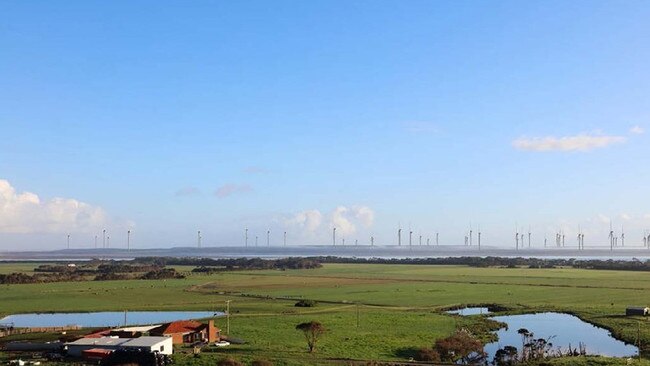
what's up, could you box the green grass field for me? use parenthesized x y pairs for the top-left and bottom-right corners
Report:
(1, 263), (650, 365)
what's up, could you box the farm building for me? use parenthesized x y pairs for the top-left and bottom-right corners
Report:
(65, 336), (172, 357)
(149, 320), (219, 345)
(626, 307), (649, 316)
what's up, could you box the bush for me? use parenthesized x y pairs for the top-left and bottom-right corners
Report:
(251, 360), (273, 366)
(415, 348), (441, 362)
(295, 299), (316, 307)
(216, 358), (243, 366)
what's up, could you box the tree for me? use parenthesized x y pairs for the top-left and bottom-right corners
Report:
(295, 321), (326, 353)
(433, 330), (485, 363)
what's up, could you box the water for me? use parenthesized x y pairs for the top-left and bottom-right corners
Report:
(485, 312), (637, 360)
(447, 307), (491, 315)
(0, 311), (223, 328)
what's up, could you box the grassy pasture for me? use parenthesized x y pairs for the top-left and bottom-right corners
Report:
(1, 262), (650, 365)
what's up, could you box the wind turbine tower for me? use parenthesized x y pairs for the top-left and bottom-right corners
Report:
(621, 225), (625, 247)
(245, 228), (248, 247)
(398, 227), (402, 246)
(102, 229), (106, 248)
(283, 231), (287, 246)
(67, 234), (70, 249)
(127, 230), (131, 251)
(528, 226), (531, 248)
(197, 230), (201, 248)
(333, 227), (336, 246)
(267, 230), (270, 247)
(436, 232), (439, 246)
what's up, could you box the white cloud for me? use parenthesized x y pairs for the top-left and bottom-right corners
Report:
(283, 205), (375, 242)
(402, 121), (438, 133)
(0, 179), (116, 234)
(174, 187), (201, 197)
(512, 133), (626, 152)
(630, 125), (645, 135)
(214, 184), (253, 198)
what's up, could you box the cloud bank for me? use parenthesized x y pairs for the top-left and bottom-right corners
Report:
(0, 179), (115, 234)
(215, 184), (253, 198)
(512, 133), (626, 152)
(283, 205), (375, 243)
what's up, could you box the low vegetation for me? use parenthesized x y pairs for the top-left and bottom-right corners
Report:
(1, 261), (649, 365)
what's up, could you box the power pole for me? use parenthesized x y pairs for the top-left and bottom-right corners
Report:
(225, 300), (231, 335)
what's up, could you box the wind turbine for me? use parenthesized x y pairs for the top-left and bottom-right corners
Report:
(515, 226), (519, 250)
(197, 230), (201, 248)
(127, 230), (131, 251)
(94, 235), (98, 249)
(608, 221), (614, 250)
(255, 235), (258, 247)
(528, 226), (531, 248)
(67, 234), (70, 249)
(370, 236), (374, 246)
(436, 232), (439, 246)
(102, 229), (106, 248)
(267, 230), (270, 247)
(409, 230), (413, 249)
(621, 225), (625, 247)
(283, 231), (287, 246)
(398, 227), (402, 246)
(333, 227), (337, 246)
(245, 228), (248, 247)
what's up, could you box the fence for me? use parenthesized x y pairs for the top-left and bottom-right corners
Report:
(0, 325), (81, 338)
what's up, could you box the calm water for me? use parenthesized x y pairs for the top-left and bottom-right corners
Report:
(485, 312), (638, 360)
(0, 311), (223, 328)
(447, 307), (491, 316)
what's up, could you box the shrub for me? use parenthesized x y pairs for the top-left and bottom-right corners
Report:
(216, 358), (243, 366)
(295, 299), (316, 307)
(415, 348), (441, 362)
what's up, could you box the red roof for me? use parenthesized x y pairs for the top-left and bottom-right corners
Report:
(151, 320), (204, 335)
(84, 329), (112, 338)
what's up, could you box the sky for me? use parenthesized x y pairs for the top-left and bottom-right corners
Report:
(1, 1), (650, 250)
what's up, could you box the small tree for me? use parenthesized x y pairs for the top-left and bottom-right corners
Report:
(434, 330), (485, 363)
(295, 321), (326, 353)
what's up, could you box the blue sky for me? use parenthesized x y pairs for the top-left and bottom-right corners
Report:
(1, 1), (649, 249)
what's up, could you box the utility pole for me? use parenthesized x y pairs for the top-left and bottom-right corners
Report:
(356, 302), (360, 329)
(225, 300), (231, 335)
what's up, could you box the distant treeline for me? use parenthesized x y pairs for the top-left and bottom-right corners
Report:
(312, 256), (650, 271)
(133, 257), (322, 271)
(0, 262), (184, 284)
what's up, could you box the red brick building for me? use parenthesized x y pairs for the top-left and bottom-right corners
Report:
(149, 320), (219, 345)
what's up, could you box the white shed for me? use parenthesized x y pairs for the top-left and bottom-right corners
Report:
(65, 336), (172, 357)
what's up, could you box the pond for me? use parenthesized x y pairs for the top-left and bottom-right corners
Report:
(447, 307), (491, 316)
(484, 312), (638, 360)
(0, 311), (223, 328)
